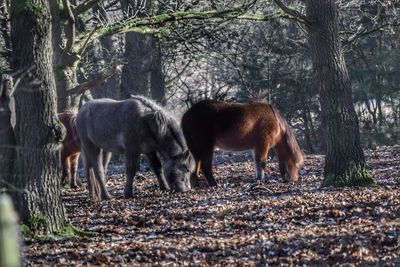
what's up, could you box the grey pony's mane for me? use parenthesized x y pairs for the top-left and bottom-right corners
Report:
(130, 95), (186, 150)
(130, 95), (164, 112)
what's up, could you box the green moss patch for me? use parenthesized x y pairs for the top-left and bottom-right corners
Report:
(53, 225), (97, 239)
(321, 166), (376, 188)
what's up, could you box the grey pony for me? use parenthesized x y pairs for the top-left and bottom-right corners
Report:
(76, 95), (194, 200)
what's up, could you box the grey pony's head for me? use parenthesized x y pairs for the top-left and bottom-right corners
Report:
(134, 95), (194, 192)
(162, 149), (195, 192)
(153, 114), (194, 192)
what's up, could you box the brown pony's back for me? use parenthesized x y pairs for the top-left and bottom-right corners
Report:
(182, 100), (304, 186)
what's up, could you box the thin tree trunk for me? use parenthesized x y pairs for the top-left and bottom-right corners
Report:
(376, 97), (383, 126)
(302, 107), (314, 153)
(306, 0), (374, 186)
(121, 32), (165, 101)
(120, 0), (165, 102)
(10, 0), (66, 231)
(0, 74), (15, 189)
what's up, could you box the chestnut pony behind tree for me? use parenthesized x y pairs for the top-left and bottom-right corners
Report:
(181, 100), (304, 186)
(58, 110), (81, 188)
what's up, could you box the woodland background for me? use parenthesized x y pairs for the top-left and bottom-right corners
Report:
(2, 0), (399, 152)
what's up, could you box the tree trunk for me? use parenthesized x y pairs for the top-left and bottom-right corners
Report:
(121, 32), (165, 102)
(376, 97), (383, 126)
(306, 0), (374, 186)
(10, 0), (66, 231)
(301, 107), (315, 153)
(0, 74), (15, 189)
(49, 0), (79, 112)
(56, 63), (80, 111)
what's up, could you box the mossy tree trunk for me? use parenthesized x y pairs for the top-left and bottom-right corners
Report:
(55, 61), (80, 112)
(305, 0), (374, 186)
(10, 0), (66, 232)
(50, 0), (80, 112)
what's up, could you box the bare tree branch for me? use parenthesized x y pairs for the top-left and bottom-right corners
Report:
(343, 22), (400, 46)
(75, 9), (293, 52)
(273, 0), (311, 26)
(62, 0), (76, 53)
(77, 24), (102, 56)
(66, 65), (123, 96)
(73, 0), (104, 16)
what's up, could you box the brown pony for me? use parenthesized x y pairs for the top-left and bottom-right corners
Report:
(58, 110), (81, 188)
(181, 100), (304, 186)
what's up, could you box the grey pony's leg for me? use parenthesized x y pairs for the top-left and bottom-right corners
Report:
(102, 151), (112, 179)
(145, 152), (170, 191)
(81, 148), (97, 200)
(82, 142), (111, 200)
(124, 152), (140, 198)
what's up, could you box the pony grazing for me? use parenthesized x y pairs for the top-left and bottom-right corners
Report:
(181, 100), (304, 187)
(58, 111), (81, 188)
(76, 96), (194, 200)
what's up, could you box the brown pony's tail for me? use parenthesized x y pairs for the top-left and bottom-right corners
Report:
(269, 105), (304, 166)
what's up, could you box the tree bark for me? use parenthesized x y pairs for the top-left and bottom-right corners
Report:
(120, 0), (166, 102)
(306, 0), (374, 186)
(10, 0), (66, 231)
(0, 74), (15, 189)
(301, 107), (315, 153)
(121, 32), (166, 102)
(50, 0), (80, 112)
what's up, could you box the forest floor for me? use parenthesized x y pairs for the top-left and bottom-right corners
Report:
(24, 146), (399, 266)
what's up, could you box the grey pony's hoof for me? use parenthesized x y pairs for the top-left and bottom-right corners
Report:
(101, 191), (112, 200)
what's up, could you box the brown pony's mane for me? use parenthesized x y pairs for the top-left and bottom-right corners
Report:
(269, 105), (304, 166)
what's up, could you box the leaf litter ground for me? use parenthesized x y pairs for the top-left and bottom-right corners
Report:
(24, 146), (400, 266)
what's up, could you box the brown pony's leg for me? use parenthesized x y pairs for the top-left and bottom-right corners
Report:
(253, 145), (270, 181)
(69, 153), (80, 188)
(61, 155), (70, 186)
(200, 149), (217, 187)
(278, 158), (287, 180)
(189, 160), (201, 188)
(195, 160), (201, 177)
